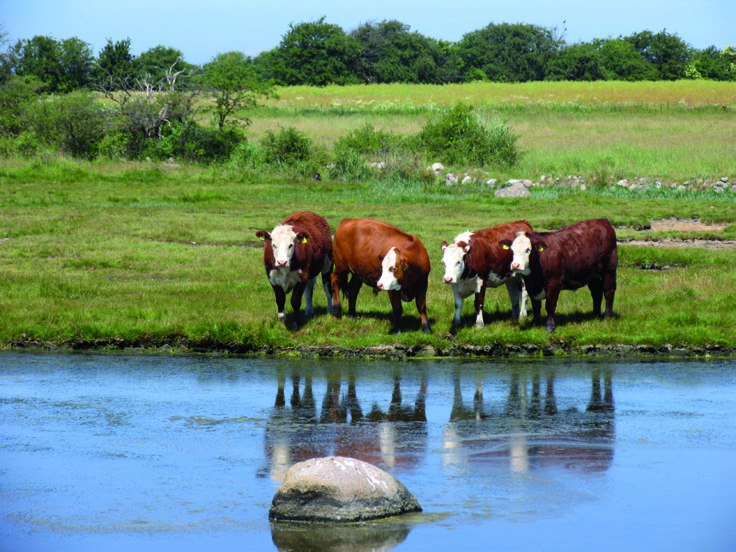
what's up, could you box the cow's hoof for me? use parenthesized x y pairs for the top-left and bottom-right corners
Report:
(545, 325), (555, 333)
(422, 325), (433, 334)
(331, 306), (342, 319)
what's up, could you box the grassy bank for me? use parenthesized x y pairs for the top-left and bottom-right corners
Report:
(1, 159), (734, 355)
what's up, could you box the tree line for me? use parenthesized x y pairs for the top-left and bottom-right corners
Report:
(2, 18), (735, 92)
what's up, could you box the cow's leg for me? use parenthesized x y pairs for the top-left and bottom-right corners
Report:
(530, 298), (543, 327)
(473, 285), (486, 329)
(347, 274), (363, 318)
(331, 269), (348, 319)
(451, 285), (464, 330)
(272, 285), (287, 322)
(602, 263), (617, 320)
(289, 281), (307, 330)
(303, 277), (316, 317)
(388, 290), (404, 334)
(588, 278), (603, 318)
(544, 282), (561, 333)
(415, 284), (432, 334)
(518, 277), (528, 319)
(505, 278), (521, 321)
(321, 269), (333, 312)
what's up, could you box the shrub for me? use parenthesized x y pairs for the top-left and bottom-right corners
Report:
(261, 126), (313, 166)
(330, 124), (406, 181)
(414, 103), (521, 167)
(26, 91), (110, 159)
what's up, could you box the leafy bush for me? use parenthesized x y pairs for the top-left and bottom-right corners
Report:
(330, 123), (407, 181)
(414, 104), (521, 167)
(261, 126), (313, 166)
(25, 90), (110, 159)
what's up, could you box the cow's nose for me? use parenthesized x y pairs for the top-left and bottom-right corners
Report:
(443, 276), (453, 283)
(377, 282), (384, 290)
(511, 262), (520, 270)
(276, 260), (287, 267)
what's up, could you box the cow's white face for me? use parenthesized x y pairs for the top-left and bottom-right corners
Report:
(441, 242), (470, 284)
(377, 247), (402, 291)
(270, 224), (298, 268)
(509, 233), (533, 276)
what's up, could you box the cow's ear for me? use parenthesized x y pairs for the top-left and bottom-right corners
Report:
(256, 230), (271, 242)
(535, 241), (548, 252)
(377, 254), (384, 262)
(296, 232), (308, 244)
(499, 239), (512, 250)
(441, 240), (448, 251)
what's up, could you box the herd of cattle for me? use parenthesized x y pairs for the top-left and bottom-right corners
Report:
(256, 212), (618, 334)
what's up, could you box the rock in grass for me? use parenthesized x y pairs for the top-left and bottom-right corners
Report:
(269, 456), (422, 522)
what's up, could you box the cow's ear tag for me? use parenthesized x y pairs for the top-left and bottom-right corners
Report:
(302, 237), (308, 244)
(538, 246), (545, 252)
(502, 244), (509, 250)
(259, 236), (265, 241)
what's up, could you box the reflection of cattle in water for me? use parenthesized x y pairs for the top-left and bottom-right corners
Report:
(261, 370), (428, 481)
(443, 368), (614, 474)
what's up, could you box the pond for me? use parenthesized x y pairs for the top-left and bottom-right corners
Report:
(1, 353), (734, 551)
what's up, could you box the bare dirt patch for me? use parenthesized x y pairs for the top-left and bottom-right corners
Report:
(621, 218), (736, 250)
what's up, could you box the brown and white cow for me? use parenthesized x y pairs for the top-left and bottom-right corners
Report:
(331, 218), (432, 334)
(440, 220), (532, 329)
(255, 211), (333, 330)
(501, 218), (618, 333)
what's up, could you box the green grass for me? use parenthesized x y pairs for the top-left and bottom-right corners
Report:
(0, 159), (734, 354)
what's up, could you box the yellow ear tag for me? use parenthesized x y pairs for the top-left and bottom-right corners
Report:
(502, 245), (509, 250)
(302, 237), (308, 244)
(259, 236), (265, 241)
(538, 246), (544, 252)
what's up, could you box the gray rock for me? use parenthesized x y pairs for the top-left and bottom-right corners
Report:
(445, 173), (458, 185)
(461, 175), (472, 184)
(269, 456), (422, 523)
(495, 182), (531, 198)
(431, 162), (444, 173)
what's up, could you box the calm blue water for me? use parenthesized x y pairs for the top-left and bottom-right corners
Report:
(1, 353), (734, 551)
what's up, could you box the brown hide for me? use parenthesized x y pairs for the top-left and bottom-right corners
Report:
(514, 218), (618, 332)
(461, 220), (533, 282)
(255, 211), (333, 330)
(331, 218), (432, 333)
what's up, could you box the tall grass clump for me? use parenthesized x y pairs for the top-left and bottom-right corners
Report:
(414, 104), (521, 167)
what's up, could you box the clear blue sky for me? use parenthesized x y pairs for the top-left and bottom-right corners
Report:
(2, 0), (733, 65)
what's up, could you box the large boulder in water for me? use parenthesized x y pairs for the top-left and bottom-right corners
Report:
(269, 456), (422, 523)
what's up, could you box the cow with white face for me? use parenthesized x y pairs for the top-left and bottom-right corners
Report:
(440, 221), (532, 330)
(503, 219), (618, 332)
(255, 211), (333, 330)
(331, 218), (432, 334)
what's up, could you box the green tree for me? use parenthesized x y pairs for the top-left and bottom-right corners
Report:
(203, 51), (275, 130)
(350, 20), (444, 84)
(546, 42), (607, 81)
(8, 35), (94, 92)
(456, 23), (561, 82)
(596, 38), (658, 80)
(0, 76), (40, 136)
(95, 38), (136, 89)
(690, 46), (734, 80)
(136, 45), (195, 85)
(624, 30), (691, 80)
(269, 17), (361, 85)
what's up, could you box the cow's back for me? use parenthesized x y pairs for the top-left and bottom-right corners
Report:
(540, 219), (617, 287)
(466, 220), (532, 279)
(334, 218), (423, 286)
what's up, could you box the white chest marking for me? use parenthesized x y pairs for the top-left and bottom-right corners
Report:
(269, 267), (302, 293)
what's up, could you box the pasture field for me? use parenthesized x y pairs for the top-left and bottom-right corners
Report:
(249, 80), (736, 182)
(1, 81), (735, 356)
